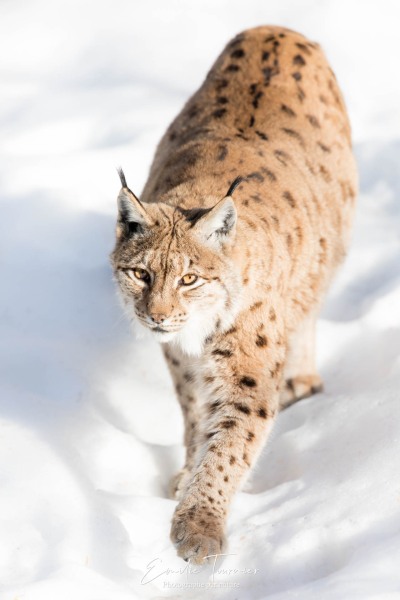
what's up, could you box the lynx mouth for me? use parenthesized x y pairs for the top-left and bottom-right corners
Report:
(152, 326), (168, 333)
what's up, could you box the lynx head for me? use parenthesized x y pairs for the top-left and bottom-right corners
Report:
(111, 170), (243, 355)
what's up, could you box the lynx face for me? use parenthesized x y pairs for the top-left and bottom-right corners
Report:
(111, 180), (242, 355)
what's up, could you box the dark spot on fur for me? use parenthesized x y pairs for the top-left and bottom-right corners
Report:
(281, 128), (304, 145)
(319, 164), (332, 182)
(231, 48), (245, 59)
(213, 108), (227, 119)
(292, 72), (302, 81)
(258, 407), (267, 419)
(249, 83), (257, 95)
(283, 190), (296, 208)
(246, 171), (264, 183)
(221, 419), (237, 429)
(306, 114), (321, 128)
(293, 54), (306, 66)
(262, 51), (270, 61)
(256, 335), (268, 347)
(187, 505), (197, 518)
(318, 142), (331, 153)
(183, 372), (194, 383)
(209, 400), (221, 413)
(234, 402), (251, 415)
(247, 431), (255, 442)
(297, 86), (306, 102)
(274, 149), (290, 165)
(295, 42), (312, 56)
(226, 64), (240, 72)
(189, 105), (201, 120)
(252, 91), (264, 109)
(269, 308), (276, 321)
(261, 167), (277, 182)
(217, 145), (228, 161)
(218, 465), (224, 472)
(208, 496), (214, 503)
(269, 361), (282, 378)
(249, 115), (255, 127)
(216, 79), (229, 91)
(250, 301), (262, 311)
(224, 475), (229, 482)
(217, 96), (229, 104)
(255, 130), (268, 141)
(225, 326), (237, 335)
(281, 104), (296, 117)
(212, 348), (233, 358)
(263, 67), (273, 85)
(229, 455), (236, 465)
(240, 376), (257, 388)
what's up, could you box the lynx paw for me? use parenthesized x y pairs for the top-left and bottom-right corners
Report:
(280, 374), (324, 410)
(171, 510), (226, 564)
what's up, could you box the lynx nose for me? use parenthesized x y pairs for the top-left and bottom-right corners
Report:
(149, 313), (167, 324)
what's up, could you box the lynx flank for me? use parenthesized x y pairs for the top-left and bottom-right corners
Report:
(111, 26), (357, 563)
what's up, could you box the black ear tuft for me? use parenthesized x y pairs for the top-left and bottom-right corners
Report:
(226, 176), (245, 197)
(117, 167), (128, 189)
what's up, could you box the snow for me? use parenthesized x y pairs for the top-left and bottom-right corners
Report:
(1, 0), (399, 598)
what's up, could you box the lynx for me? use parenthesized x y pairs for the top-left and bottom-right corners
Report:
(111, 25), (357, 564)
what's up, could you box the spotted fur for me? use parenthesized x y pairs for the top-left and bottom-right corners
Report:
(111, 25), (357, 564)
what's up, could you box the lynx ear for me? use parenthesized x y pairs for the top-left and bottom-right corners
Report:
(193, 196), (237, 245)
(192, 177), (242, 246)
(116, 168), (150, 235)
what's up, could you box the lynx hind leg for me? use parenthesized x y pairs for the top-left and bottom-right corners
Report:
(280, 312), (324, 410)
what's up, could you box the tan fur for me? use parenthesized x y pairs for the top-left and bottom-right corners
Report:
(111, 26), (357, 563)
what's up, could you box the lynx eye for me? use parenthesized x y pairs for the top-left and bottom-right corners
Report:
(180, 273), (198, 286)
(130, 268), (150, 283)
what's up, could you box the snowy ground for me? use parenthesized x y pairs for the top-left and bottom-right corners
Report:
(1, 0), (399, 598)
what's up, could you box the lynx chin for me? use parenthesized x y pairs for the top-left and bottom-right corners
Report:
(111, 25), (357, 564)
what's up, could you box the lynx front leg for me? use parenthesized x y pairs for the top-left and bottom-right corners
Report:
(163, 345), (202, 499)
(170, 318), (285, 563)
